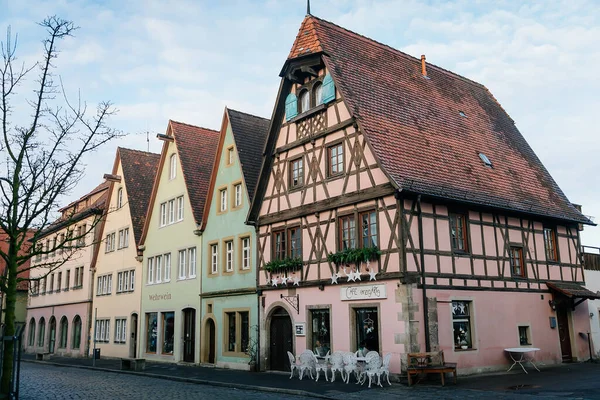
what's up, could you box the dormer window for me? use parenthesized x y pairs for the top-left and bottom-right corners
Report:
(313, 82), (323, 106)
(299, 90), (310, 113)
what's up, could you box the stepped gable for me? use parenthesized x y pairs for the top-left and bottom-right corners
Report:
(289, 15), (588, 224)
(227, 109), (270, 203)
(118, 148), (160, 245)
(170, 121), (220, 225)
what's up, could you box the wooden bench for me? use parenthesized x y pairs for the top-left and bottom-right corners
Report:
(120, 358), (146, 371)
(36, 352), (51, 361)
(406, 351), (457, 386)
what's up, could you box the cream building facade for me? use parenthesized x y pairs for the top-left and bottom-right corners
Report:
(92, 148), (159, 359)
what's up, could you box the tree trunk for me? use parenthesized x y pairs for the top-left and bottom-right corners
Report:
(1, 241), (18, 395)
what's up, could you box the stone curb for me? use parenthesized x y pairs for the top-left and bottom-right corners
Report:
(22, 359), (337, 399)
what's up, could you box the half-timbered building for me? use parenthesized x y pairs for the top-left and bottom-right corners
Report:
(248, 14), (597, 375)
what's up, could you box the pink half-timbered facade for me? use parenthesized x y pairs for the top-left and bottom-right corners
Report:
(248, 15), (597, 376)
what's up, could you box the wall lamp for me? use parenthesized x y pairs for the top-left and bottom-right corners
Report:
(548, 300), (557, 311)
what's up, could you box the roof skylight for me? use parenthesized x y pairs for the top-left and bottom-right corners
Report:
(479, 153), (492, 167)
(459, 111), (467, 118)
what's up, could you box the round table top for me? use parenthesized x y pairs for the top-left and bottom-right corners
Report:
(504, 347), (540, 353)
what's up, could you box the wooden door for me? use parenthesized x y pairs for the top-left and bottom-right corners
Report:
(49, 318), (56, 353)
(130, 314), (138, 358)
(556, 307), (572, 362)
(183, 309), (195, 363)
(269, 310), (293, 371)
(207, 319), (216, 364)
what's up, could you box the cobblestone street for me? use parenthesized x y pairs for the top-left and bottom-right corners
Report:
(19, 361), (600, 400)
(20, 363), (305, 400)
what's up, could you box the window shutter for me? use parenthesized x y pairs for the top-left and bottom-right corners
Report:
(285, 93), (298, 121)
(322, 74), (336, 104)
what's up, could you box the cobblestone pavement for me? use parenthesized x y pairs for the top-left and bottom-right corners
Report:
(20, 363), (306, 400)
(19, 362), (600, 400)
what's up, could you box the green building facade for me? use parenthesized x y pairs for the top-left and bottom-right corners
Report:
(199, 109), (269, 369)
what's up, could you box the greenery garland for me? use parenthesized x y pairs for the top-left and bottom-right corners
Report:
(327, 246), (381, 266)
(264, 257), (303, 273)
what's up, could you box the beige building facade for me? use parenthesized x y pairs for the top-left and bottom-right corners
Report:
(25, 183), (108, 357)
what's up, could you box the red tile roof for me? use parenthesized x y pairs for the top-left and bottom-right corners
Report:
(118, 148), (160, 245)
(283, 16), (588, 224)
(170, 121), (220, 225)
(227, 109), (270, 202)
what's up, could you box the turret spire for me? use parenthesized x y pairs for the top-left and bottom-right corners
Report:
(307, 0), (311, 15)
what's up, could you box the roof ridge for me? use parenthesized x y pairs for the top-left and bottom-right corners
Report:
(119, 147), (160, 157)
(227, 108), (270, 121)
(311, 15), (485, 90)
(169, 119), (219, 133)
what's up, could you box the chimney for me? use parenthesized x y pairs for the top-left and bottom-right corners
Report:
(421, 54), (427, 77)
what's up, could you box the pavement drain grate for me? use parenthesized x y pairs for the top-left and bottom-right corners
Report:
(507, 384), (540, 390)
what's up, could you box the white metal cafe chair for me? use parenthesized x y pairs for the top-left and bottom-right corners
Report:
(342, 352), (360, 384)
(363, 352), (383, 388)
(313, 351), (330, 382)
(329, 351), (345, 382)
(377, 353), (392, 386)
(298, 350), (316, 380)
(287, 351), (299, 379)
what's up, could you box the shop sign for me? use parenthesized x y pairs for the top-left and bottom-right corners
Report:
(341, 284), (386, 301)
(295, 323), (306, 336)
(148, 292), (172, 301)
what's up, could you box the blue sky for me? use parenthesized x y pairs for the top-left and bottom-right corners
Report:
(2, 0), (599, 246)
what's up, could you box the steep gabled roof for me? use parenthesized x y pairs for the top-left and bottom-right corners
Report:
(170, 121), (220, 225)
(118, 148), (160, 245)
(252, 15), (589, 225)
(227, 109), (270, 202)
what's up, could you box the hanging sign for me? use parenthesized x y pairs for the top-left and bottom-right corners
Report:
(341, 284), (386, 301)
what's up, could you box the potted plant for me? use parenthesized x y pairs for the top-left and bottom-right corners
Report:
(246, 325), (259, 372)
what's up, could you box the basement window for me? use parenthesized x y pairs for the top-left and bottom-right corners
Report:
(478, 153), (492, 168)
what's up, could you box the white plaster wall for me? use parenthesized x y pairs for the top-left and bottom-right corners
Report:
(585, 269), (600, 357)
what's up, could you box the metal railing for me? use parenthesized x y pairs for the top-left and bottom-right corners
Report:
(0, 325), (24, 400)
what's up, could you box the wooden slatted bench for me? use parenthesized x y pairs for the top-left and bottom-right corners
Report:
(36, 352), (51, 361)
(407, 351), (457, 386)
(120, 358), (146, 371)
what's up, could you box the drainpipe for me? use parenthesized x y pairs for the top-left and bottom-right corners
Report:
(417, 195), (431, 352)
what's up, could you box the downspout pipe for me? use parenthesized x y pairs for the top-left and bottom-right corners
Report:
(417, 195), (431, 352)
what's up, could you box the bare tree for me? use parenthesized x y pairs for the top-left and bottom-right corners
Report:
(0, 16), (121, 393)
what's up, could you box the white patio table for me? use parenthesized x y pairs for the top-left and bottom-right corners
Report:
(504, 347), (540, 374)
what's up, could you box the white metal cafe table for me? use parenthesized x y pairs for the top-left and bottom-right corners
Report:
(504, 347), (540, 373)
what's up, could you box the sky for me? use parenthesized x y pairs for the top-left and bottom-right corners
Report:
(1, 0), (599, 246)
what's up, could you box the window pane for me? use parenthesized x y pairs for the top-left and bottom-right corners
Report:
(227, 312), (236, 352)
(311, 309), (330, 356)
(355, 308), (378, 353)
(146, 313), (157, 353)
(361, 211), (377, 248)
(162, 312), (175, 354)
(314, 84), (323, 106)
(300, 91), (309, 113)
(452, 301), (472, 349)
(289, 228), (302, 259)
(240, 312), (249, 353)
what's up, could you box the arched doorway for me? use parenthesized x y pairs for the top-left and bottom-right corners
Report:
(130, 313), (138, 358)
(182, 308), (196, 363)
(205, 318), (216, 364)
(269, 307), (293, 371)
(48, 317), (57, 353)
